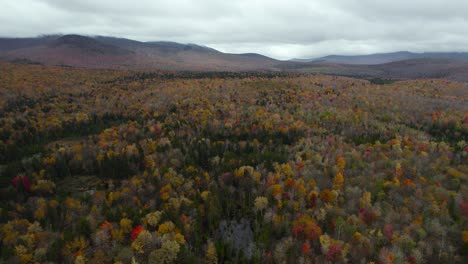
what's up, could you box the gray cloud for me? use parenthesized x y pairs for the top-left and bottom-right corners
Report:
(1, 0), (467, 59)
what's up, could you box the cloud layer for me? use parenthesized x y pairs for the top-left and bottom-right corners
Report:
(2, 0), (468, 59)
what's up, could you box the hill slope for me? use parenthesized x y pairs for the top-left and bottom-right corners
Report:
(0, 35), (279, 71)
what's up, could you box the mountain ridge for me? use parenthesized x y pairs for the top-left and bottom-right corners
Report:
(1, 34), (468, 81)
(0, 34), (279, 71)
(293, 51), (468, 64)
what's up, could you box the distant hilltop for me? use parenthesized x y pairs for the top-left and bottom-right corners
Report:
(0, 34), (279, 71)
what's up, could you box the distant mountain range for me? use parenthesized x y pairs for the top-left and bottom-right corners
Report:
(292, 51), (468, 64)
(284, 51), (468, 82)
(1, 34), (468, 81)
(280, 58), (468, 82)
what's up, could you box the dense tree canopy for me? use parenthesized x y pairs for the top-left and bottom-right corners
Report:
(0, 62), (467, 263)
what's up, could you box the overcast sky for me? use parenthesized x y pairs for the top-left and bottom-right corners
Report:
(1, 0), (468, 60)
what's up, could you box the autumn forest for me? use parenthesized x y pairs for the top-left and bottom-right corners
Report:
(0, 62), (467, 263)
